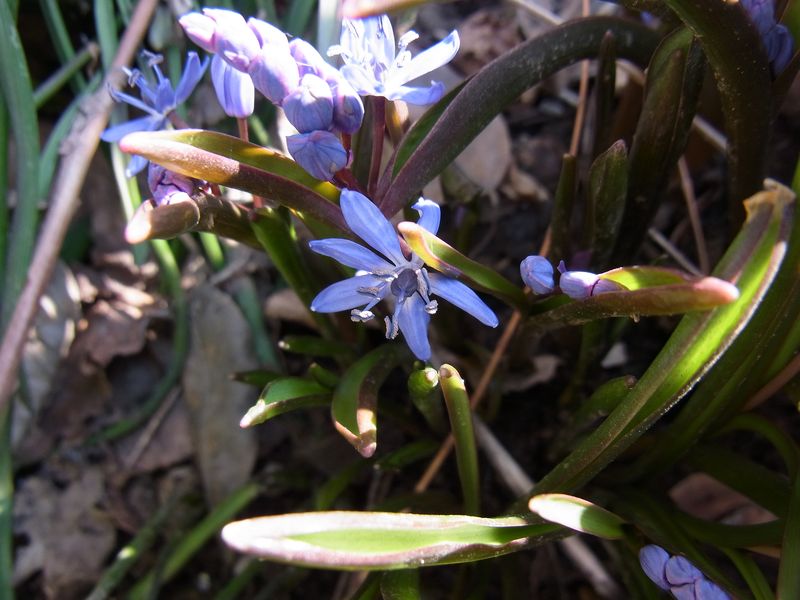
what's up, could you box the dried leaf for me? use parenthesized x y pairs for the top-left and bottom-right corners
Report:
(183, 285), (258, 506)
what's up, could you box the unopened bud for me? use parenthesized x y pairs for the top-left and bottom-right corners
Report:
(520, 255), (555, 294)
(283, 74), (334, 133)
(287, 130), (347, 181)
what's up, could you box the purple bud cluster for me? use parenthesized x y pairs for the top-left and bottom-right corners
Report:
(639, 545), (731, 599)
(147, 163), (200, 206)
(740, 0), (794, 74)
(519, 255), (621, 299)
(179, 9), (364, 181)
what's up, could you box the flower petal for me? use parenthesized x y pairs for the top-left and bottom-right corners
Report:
(665, 556), (703, 586)
(391, 30), (459, 87)
(340, 64), (380, 96)
(211, 55), (254, 118)
(287, 131), (347, 181)
(340, 189), (406, 265)
(384, 82), (445, 105)
(109, 87), (161, 117)
(520, 255), (555, 294)
(101, 115), (163, 142)
(639, 545), (670, 590)
(412, 198), (440, 235)
(397, 294), (431, 360)
(174, 52), (209, 104)
(125, 154), (149, 178)
(309, 238), (394, 272)
(310, 274), (386, 312)
(428, 273), (498, 327)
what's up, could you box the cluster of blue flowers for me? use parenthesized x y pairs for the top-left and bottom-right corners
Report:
(639, 545), (731, 599)
(101, 50), (208, 177)
(179, 9), (363, 181)
(329, 14), (459, 106)
(310, 189), (498, 361)
(102, 9), (498, 360)
(520, 255), (621, 299)
(741, 0), (794, 74)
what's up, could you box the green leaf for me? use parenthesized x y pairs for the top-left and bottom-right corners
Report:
(620, 182), (798, 478)
(221, 511), (560, 570)
(240, 377), (331, 428)
(379, 17), (658, 217)
(586, 140), (627, 269)
(440, 365), (480, 515)
(528, 494), (627, 540)
(528, 274), (739, 329)
(398, 221), (526, 309)
(534, 180), (795, 494)
(381, 569), (420, 600)
(615, 27), (704, 257)
(658, 0), (773, 212)
(119, 129), (347, 233)
(332, 345), (407, 457)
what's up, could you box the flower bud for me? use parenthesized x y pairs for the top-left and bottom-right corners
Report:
(247, 17), (289, 49)
(206, 9), (260, 71)
(520, 255), (555, 294)
(330, 78), (364, 134)
(148, 164), (196, 206)
(283, 74), (334, 133)
(211, 55), (254, 118)
(765, 24), (794, 74)
(249, 47), (300, 105)
(639, 546), (670, 590)
(289, 38), (333, 78)
(179, 11), (217, 53)
(559, 269), (620, 299)
(287, 131), (347, 181)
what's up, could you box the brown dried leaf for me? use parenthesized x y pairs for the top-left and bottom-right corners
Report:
(183, 285), (258, 506)
(13, 467), (116, 598)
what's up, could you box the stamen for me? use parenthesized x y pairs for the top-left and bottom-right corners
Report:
(350, 309), (375, 322)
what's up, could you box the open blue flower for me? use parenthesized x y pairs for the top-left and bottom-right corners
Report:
(102, 51), (208, 176)
(310, 190), (497, 360)
(329, 14), (459, 105)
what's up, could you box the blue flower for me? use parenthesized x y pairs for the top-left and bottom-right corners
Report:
(286, 130), (348, 181)
(329, 14), (460, 105)
(520, 255), (555, 294)
(740, 0), (794, 74)
(310, 190), (498, 360)
(210, 54), (255, 118)
(639, 545), (731, 600)
(147, 163), (197, 206)
(557, 260), (621, 299)
(102, 51), (208, 176)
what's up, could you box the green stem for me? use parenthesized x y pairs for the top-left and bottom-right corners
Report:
(0, 406), (13, 600)
(85, 494), (178, 600)
(718, 413), (799, 475)
(38, 0), (88, 91)
(778, 471), (800, 598)
(33, 42), (97, 108)
(0, 0), (41, 328)
(440, 365), (480, 516)
(199, 232), (225, 271)
(39, 73), (102, 199)
(94, 0), (118, 71)
(129, 483), (260, 600)
(0, 104), (7, 292)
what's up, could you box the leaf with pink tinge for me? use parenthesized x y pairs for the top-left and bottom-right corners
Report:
(222, 511), (560, 569)
(332, 345), (406, 457)
(120, 129), (347, 233)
